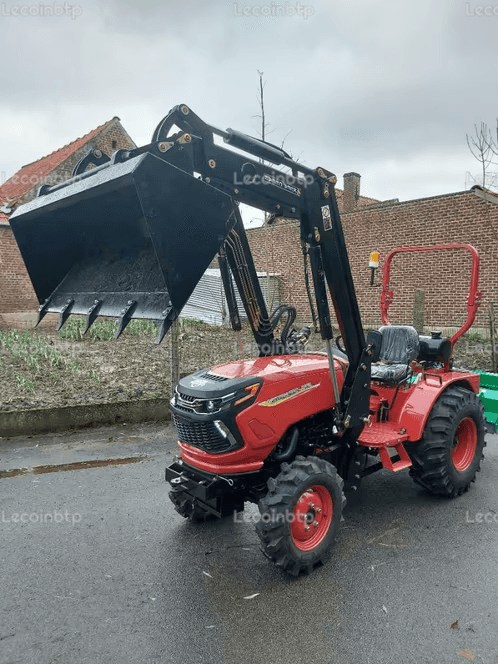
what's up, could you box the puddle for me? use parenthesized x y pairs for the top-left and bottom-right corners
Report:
(0, 455), (147, 479)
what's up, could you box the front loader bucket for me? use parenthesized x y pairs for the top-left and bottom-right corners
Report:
(10, 153), (236, 341)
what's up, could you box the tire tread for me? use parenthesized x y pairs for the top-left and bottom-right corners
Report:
(409, 386), (486, 498)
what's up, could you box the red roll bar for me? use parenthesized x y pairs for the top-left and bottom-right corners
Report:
(380, 243), (482, 345)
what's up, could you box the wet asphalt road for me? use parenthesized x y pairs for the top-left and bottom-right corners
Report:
(0, 423), (497, 664)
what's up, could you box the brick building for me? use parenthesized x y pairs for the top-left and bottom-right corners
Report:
(247, 173), (498, 334)
(0, 118), (135, 326)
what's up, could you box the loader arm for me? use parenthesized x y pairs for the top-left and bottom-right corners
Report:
(10, 104), (374, 431)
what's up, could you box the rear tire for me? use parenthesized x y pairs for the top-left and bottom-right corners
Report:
(409, 386), (486, 498)
(256, 456), (346, 576)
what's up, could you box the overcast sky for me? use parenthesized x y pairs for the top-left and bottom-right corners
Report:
(1, 0), (497, 224)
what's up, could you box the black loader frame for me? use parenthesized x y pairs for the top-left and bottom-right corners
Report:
(10, 103), (376, 437)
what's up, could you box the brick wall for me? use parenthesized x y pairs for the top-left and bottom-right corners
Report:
(0, 222), (38, 313)
(247, 189), (498, 332)
(0, 121), (135, 316)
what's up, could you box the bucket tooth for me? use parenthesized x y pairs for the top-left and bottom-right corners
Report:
(115, 300), (137, 340)
(35, 299), (51, 327)
(156, 307), (174, 345)
(83, 299), (102, 336)
(56, 299), (75, 331)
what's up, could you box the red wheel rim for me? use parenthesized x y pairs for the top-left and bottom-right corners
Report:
(452, 417), (478, 472)
(290, 485), (334, 552)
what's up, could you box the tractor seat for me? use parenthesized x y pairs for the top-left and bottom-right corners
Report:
(371, 325), (419, 384)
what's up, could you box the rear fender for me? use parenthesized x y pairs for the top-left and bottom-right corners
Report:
(399, 371), (479, 442)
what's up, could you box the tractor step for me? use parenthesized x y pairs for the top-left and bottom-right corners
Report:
(358, 422), (412, 472)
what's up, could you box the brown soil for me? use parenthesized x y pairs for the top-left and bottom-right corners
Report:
(0, 324), (494, 412)
(0, 325), (252, 412)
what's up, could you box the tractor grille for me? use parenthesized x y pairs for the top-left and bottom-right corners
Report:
(172, 414), (236, 453)
(175, 391), (201, 414)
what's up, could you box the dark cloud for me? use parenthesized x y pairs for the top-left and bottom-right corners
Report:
(0, 0), (496, 202)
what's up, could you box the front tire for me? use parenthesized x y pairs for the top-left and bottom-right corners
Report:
(409, 386), (486, 498)
(256, 456), (346, 576)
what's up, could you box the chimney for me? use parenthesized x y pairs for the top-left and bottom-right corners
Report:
(343, 172), (361, 212)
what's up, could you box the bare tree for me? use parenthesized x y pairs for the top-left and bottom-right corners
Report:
(256, 70), (268, 143)
(466, 120), (498, 189)
(254, 71), (293, 154)
(253, 71), (280, 312)
(254, 71), (273, 307)
(466, 120), (498, 261)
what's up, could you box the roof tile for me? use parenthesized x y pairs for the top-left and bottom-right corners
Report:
(0, 117), (118, 207)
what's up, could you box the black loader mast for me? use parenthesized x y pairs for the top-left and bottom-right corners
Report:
(10, 104), (376, 431)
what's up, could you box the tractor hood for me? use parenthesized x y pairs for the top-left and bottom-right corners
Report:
(178, 353), (347, 400)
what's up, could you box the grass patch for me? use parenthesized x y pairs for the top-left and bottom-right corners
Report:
(0, 330), (66, 370)
(59, 317), (157, 341)
(88, 369), (101, 382)
(0, 330), (80, 391)
(178, 317), (213, 332)
(463, 331), (486, 343)
(15, 373), (35, 392)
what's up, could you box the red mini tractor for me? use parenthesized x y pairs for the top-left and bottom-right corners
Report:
(10, 105), (487, 575)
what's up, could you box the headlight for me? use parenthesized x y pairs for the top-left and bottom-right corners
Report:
(205, 385), (260, 413)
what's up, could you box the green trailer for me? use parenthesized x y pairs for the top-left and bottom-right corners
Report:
(477, 371), (498, 433)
